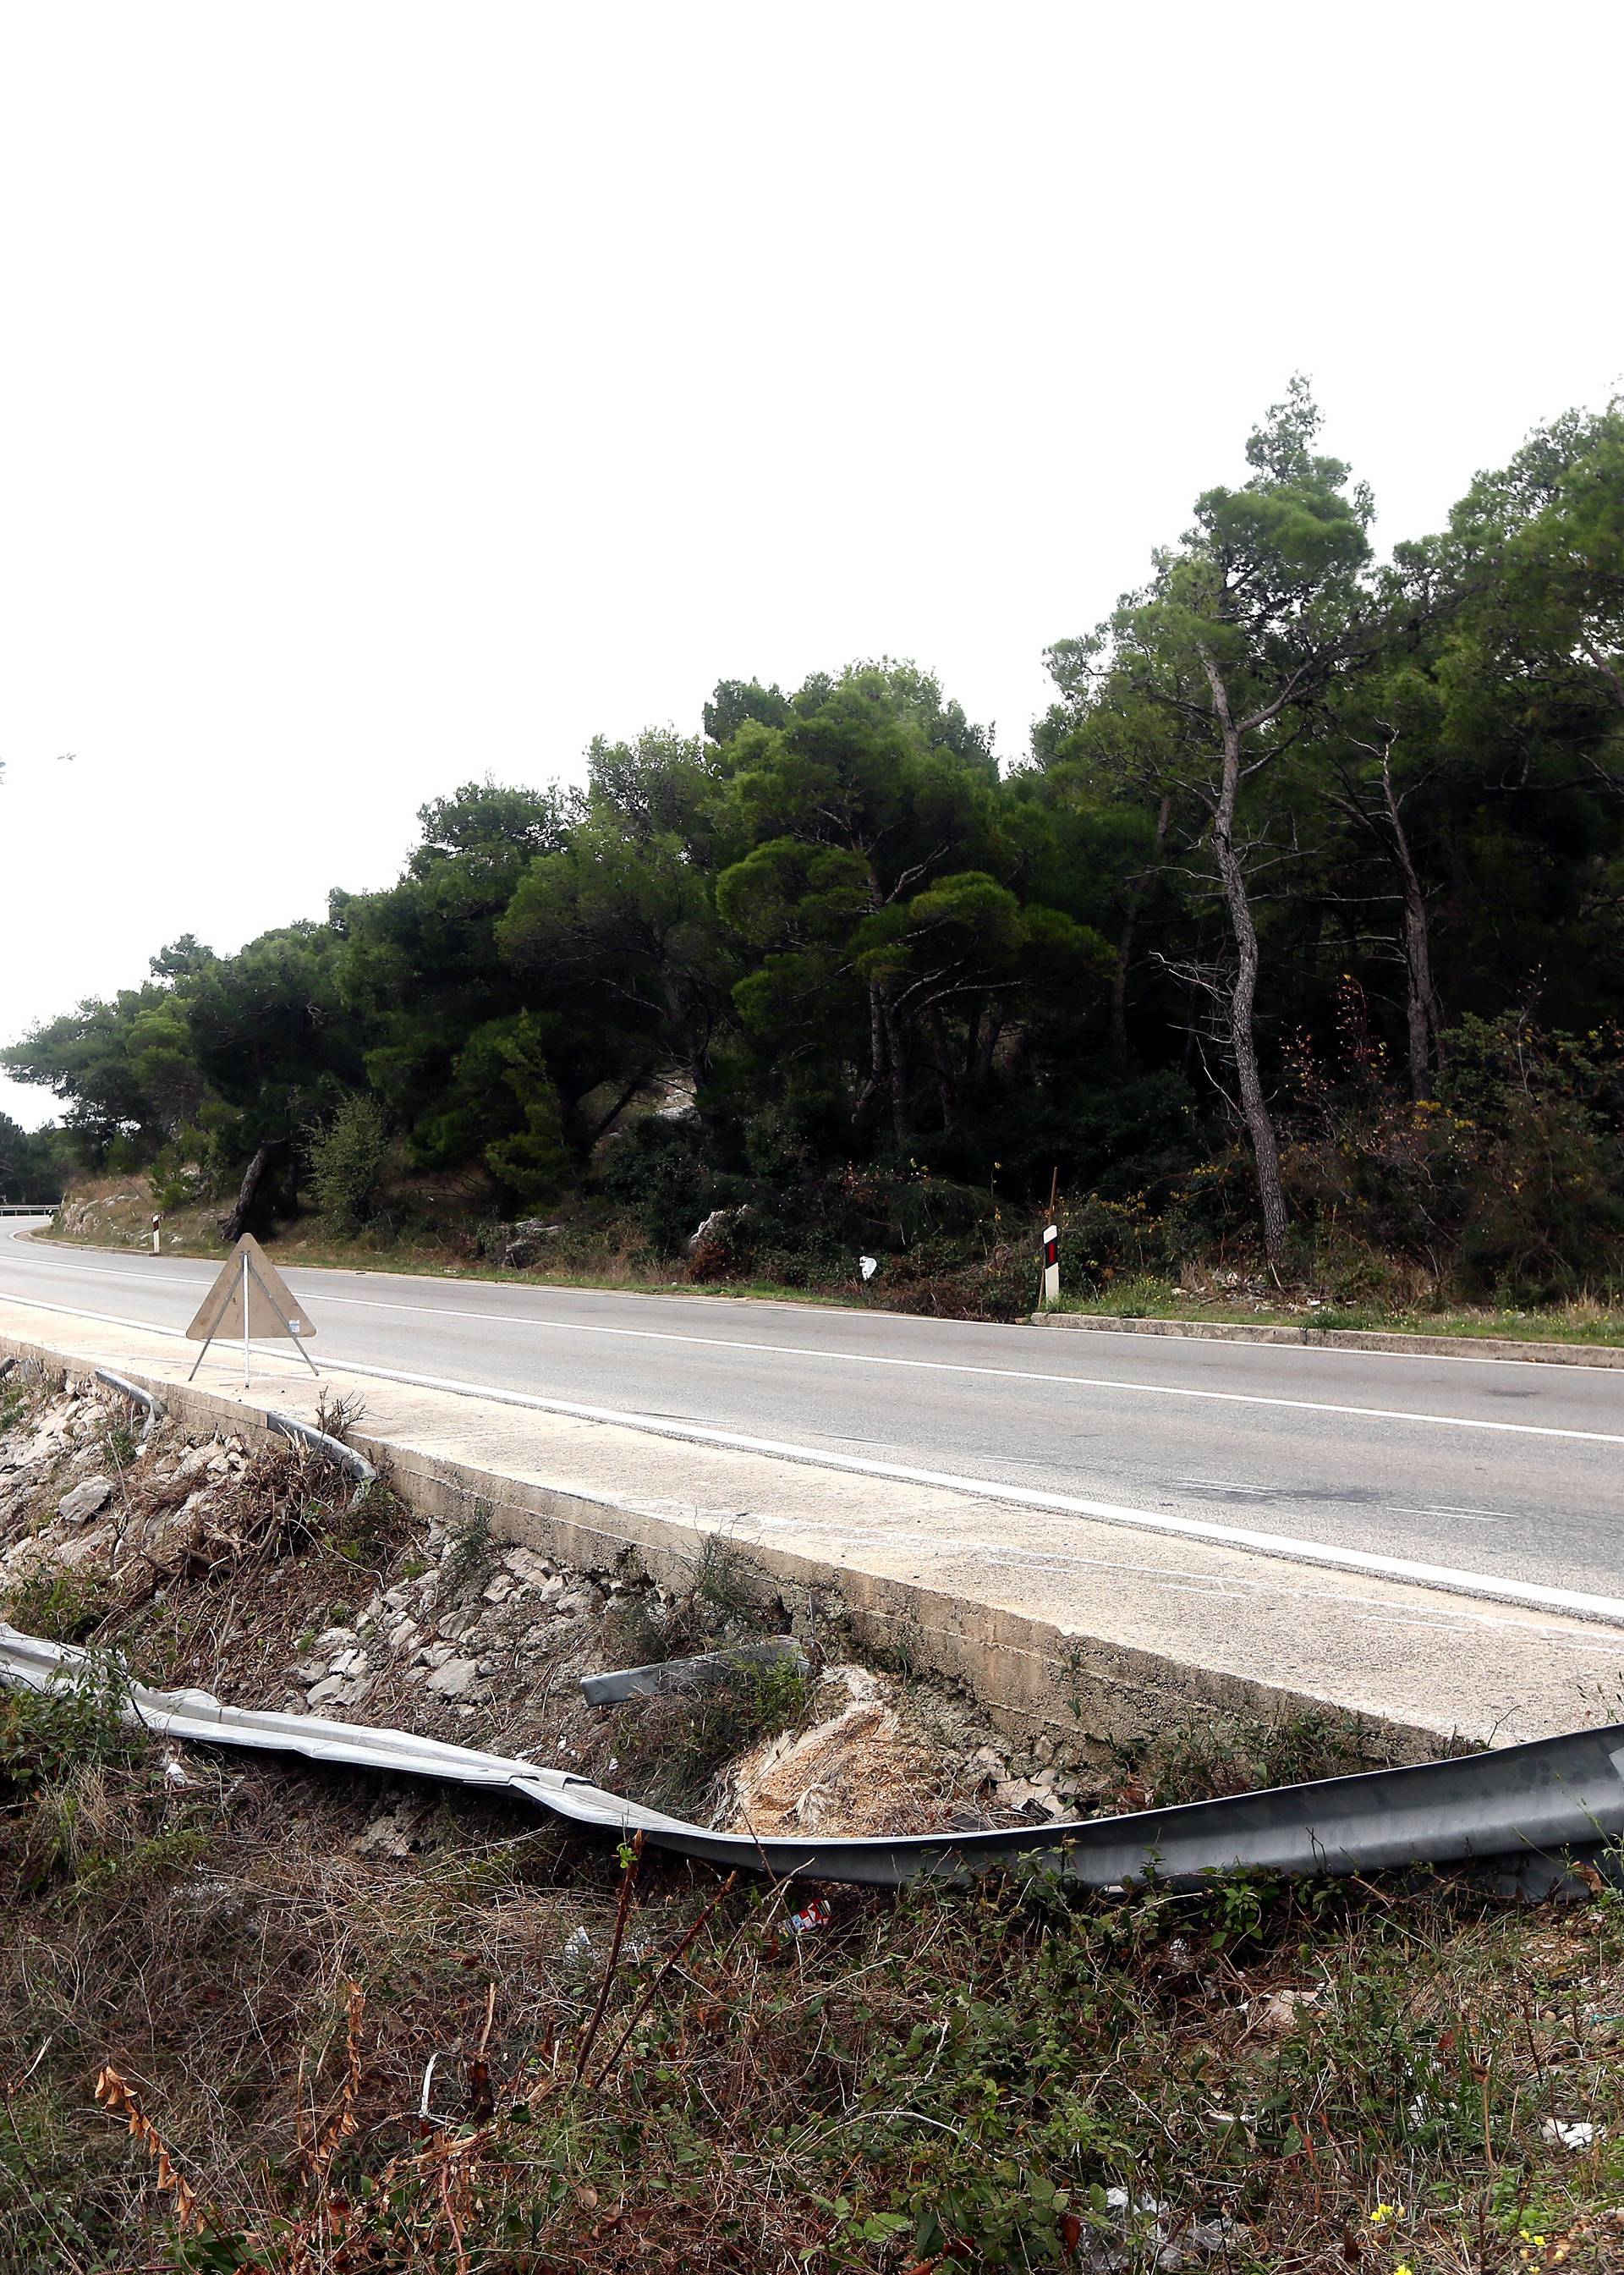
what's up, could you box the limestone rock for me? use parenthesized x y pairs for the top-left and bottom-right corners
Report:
(58, 1475), (113, 1525)
(425, 1657), (478, 1698)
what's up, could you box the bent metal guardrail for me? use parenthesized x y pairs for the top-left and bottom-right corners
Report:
(3, 1622), (1621, 1893)
(93, 1369), (167, 1448)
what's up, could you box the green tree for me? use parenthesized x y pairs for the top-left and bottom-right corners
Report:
(483, 1012), (573, 1208)
(1446, 401), (1624, 769)
(498, 731), (737, 1137)
(2, 945), (214, 1164)
(0, 1114), (68, 1205)
(715, 663), (1013, 1146)
(1046, 380), (1385, 1258)
(184, 923), (365, 1238)
(336, 779), (571, 1168)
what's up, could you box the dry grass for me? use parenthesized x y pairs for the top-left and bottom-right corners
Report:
(5, 1734), (1624, 2272)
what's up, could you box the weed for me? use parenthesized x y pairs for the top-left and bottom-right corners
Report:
(689, 1530), (762, 1629)
(312, 1387), (367, 1444)
(1109, 1706), (1423, 1810)
(437, 1503), (497, 1604)
(98, 1417), (140, 1470)
(609, 1649), (809, 1815)
(27, 1835), (1623, 2275)
(1, 1554), (112, 1645)
(0, 1653), (145, 1791)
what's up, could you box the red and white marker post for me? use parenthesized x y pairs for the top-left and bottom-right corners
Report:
(1040, 1224), (1059, 1307)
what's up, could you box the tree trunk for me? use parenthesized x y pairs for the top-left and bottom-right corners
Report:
(1202, 657), (1289, 1264)
(580, 1068), (654, 1152)
(1381, 754), (1445, 1099)
(972, 1004), (1004, 1092)
(221, 1142), (273, 1245)
(850, 985), (892, 1142)
(926, 1005), (958, 1128)
(882, 996), (914, 1146)
(1110, 794), (1171, 1060)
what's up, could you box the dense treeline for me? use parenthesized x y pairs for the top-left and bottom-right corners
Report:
(8, 385), (1624, 1311)
(0, 1113), (66, 1206)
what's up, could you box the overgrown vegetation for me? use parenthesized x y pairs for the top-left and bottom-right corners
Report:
(8, 390), (1624, 1320)
(3, 1703), (1623, 2272)
(609, 1651), (812, 1818)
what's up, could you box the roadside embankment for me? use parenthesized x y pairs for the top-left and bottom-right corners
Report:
(6, 1326), (1624, 2272)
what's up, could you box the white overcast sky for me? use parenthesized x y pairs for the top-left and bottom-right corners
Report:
(2, 0), (1620, 1130)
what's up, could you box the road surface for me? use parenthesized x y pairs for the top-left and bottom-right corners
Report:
(3, 1219), (1622, 1607)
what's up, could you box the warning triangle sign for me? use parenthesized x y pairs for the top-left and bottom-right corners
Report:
(185, 1235), (316, 1344)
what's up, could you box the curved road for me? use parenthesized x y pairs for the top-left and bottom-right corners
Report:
(3, 1221), (1622, 1605)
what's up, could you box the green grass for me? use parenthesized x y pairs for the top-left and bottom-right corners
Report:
(1050, 1275), (1624, 1349)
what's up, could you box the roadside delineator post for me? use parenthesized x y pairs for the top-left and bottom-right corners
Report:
(1040, 1223), (1059, 1308)
(151, 1213), (161, 1256)
(184, 1234), (319, 1389)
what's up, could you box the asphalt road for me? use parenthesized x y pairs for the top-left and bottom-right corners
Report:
(3, 1220), (1623, 1605)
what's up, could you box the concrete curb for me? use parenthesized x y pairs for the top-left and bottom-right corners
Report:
(1030, 1311), (1624, 1368)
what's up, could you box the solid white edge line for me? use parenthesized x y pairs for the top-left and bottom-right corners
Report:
(4, 1283), (1624, 1632)
(319, 1353), (1624, 1629)
(9, 1246), (1623, 1447)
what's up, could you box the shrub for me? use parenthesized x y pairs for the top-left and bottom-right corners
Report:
(1281, 1002), (1624, 1305)
(2, 1555), (111, 1645)
(609, 1650), (809, 1814)
(597, 1116), (742, 1253)
(0, 1655), (146, 1793)
(305, 1095), (391, 1232)
(1062, 1189), (1172, 1287)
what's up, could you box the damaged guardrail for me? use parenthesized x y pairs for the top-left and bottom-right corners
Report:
(3, 1622), (1621, 1893)
(93, 1369), (167, 1449)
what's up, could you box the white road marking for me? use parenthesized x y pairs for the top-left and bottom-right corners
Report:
(5, 1250), (1622, 1447)
(8, 1220), (1622, 1375)
(314, 1354), (1624, 1627)
(6, 1282), (1624, 1628)
(1396, 1506), (1515, 1524)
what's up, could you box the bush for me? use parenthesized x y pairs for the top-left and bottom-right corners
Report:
(0, 1656), (146, 1793)
(1062, 1189), (1172, 1286)
(1435, 1013), (1624, 1302)
(305, 1095), (391, 1232)
(2, 1555), (111, 1644)
(597, 1115), (743, 1254)
(1281, 1002), (1624, 1305)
